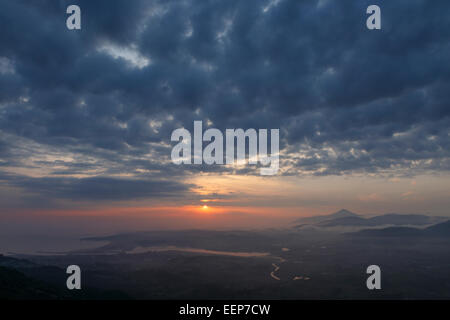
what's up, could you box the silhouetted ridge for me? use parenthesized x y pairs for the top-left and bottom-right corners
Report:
(353, 219), (450, 237)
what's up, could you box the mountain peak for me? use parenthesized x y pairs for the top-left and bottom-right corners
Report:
(331, 209), (358, 217)
(292, 209), (360, 225)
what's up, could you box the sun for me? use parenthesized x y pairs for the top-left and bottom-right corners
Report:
(202, 205), (209, 210)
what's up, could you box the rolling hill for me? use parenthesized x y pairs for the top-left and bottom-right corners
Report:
(353, 220), (450, 237)
(294, 209), (447, 229)
(293, 209), (360, 225)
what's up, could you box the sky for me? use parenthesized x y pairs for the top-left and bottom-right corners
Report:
(0, 0), (450, 237)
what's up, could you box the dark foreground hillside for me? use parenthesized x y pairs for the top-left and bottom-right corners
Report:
(0, 266), (65, 300)
(0, 255), (129, 300)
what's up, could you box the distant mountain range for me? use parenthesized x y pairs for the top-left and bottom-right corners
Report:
(293, 209), (448, 229)
(354, 220), (450, 237)
(293, 209), (359, 225)
(0, 255), (129, 300)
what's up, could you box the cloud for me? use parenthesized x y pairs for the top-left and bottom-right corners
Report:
(0, 173), (193, 207)
(0, 0), (449, 206)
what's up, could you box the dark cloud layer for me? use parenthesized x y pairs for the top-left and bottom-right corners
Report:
(0, 0), (449, 204)
(6, 175), (191, 201)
